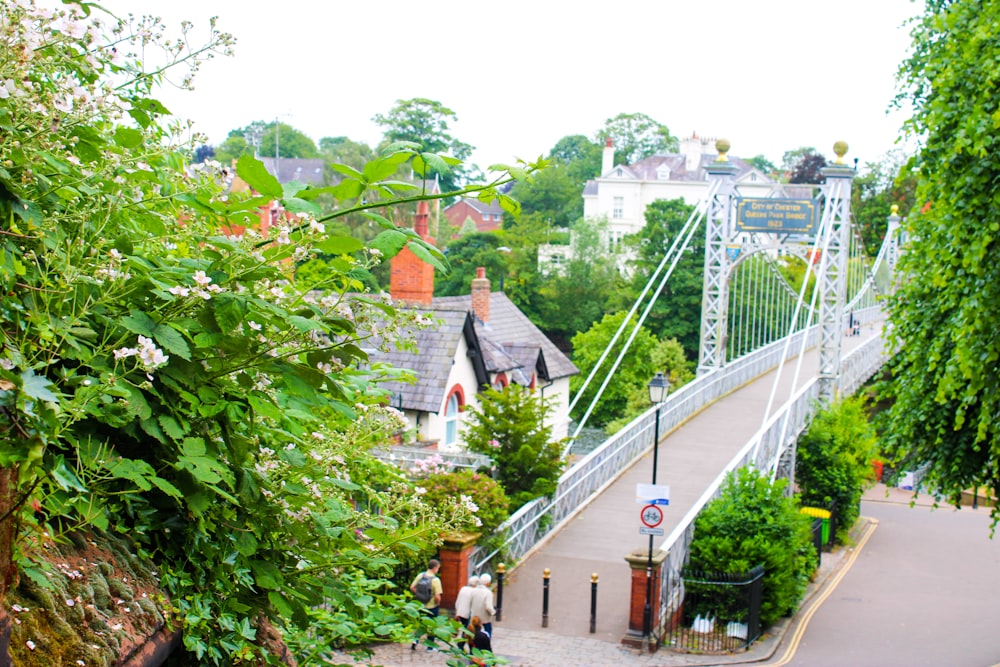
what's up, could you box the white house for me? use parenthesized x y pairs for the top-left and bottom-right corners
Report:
(582, 133), (776, 245)
(370, 200), (578, 453)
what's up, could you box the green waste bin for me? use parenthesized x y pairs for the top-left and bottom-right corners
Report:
(800, 507), (831, 545)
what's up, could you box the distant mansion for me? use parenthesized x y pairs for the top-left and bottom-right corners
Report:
(540, 134), (776, 271)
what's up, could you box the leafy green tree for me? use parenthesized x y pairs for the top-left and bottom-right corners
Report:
(463, 386), (567, 508)
(434, 232), (508, 297)
(507, 164), (583, 229)
(780, 146), (818, 179)
(851, 151), (916, 256)
(418, 470), (510, 535)
(745, 154), (778, 178)
(624, 198), (704, 358)
(796, 397), (877, 539)
(880, 0), (1000, 524)
(0, 6), (540, 663)
(595, 112), (679, 165)
(549, 134), (603, 182)
(570, 312), (660, 427)
(372, 97), (475, 193)
(536, 216), (626, 347)
(320, 135), (375, 174)
(689, 468), (815, 627)
(605, 337), (694, 433)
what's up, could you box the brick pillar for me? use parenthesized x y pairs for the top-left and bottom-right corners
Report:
(622, 547), (668, 651)
(438, 532), (480, 611)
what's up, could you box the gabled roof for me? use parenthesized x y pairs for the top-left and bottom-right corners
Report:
(372, 309), (488, 414)
(434, 291), (579, 382)
(445, 197), (504, 217)
(258, 157), (326, 185)
(586, 154), (771, 188)
(370, 291), (578, 413)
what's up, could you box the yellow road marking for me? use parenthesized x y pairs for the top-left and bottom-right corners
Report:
(763, 517), (879, 667)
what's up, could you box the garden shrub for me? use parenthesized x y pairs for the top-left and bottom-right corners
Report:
(796, 396), (877, 539)
(419, 470), (510, 535)
(688, 467), (815, 628)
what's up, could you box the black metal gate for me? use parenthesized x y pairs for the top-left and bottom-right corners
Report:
(667, 564), (764, 654)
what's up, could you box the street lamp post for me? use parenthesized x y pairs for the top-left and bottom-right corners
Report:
(643, 372), (671, 647)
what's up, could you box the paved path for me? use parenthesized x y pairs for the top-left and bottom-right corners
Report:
(496, 328), (873, 643)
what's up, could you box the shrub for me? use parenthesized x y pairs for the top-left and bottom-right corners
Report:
(418, 470), (510, 535)
(796, 396), (877, 538)
(688, 467), (815, 628)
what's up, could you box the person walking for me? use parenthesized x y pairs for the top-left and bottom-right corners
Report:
(410, 558), (443, 651)
(467, 615), (492, 666)
(469, 572), (496, 638)
(454, 575), (479, 651)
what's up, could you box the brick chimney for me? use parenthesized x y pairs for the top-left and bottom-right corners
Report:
(390, 199), (435, 306)
(602, 137), (614, 175)
(471, 266), (490, 323)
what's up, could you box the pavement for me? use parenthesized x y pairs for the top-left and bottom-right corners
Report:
(326, 489), (894, 667)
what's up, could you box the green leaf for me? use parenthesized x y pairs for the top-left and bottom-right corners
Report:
(153, 324), (191, 360)
(50, 458), (87, 492)
(120, 310), (156, 337)
(114, 127), (144, 149)
(212, 295), (246, 333)
(252, 560), (282, 589)
(236, 154), (282, 198)
(368, 229), (408, 259)
(268, 591), (294, 618)
(317, 235), (364, 255)
(287, 315), (325, 333)
(282, 197), (322, 217)
(20, 369), (59, 403)
(406, 240), (448, 274)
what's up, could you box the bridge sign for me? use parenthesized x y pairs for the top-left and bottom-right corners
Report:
(736, 197), (818, 234)
(636, 483), (670, 505)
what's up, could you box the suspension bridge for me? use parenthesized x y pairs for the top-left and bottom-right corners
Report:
(466, 143), (903, 649)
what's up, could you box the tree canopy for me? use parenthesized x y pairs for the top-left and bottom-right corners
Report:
(880, 0), (1000, 524)
(596, 112), (678, 166)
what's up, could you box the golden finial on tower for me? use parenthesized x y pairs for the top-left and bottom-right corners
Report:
(715, 138), (731, 162)
(833, 141), (849, 165)
(891, 204), (899, 215)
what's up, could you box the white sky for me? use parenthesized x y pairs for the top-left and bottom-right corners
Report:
(95, 0), (923, 171)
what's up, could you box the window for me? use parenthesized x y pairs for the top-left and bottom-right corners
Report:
(613, 196), (624, 219)
(443, 385), (465, 447)
(493, 213), (502, 221)
(656, 165), (671, 180)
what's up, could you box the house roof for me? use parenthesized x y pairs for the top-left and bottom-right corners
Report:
(258, 157), (326, 185)
(584, 153), (771, 190)
(445, 197), (504, 217)
(369, 291), (578, 413)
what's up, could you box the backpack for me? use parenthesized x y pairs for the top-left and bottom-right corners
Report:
(414, 573), (434, 603)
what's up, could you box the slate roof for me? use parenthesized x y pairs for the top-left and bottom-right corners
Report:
(445, 197), (505, 217)
(585, 153), (771, 189)
(369, 291), (578, 414)
(258, 157), (326, 185)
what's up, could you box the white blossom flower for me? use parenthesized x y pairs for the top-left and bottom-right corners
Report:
(114, 347), (137, 360)
(247, 321), (262, 331)
(309, 219), (325, 234)
(0, 358), (14, 371)
(26, 640), (36, 651)
(192, 270), (211, 286)
(168, 285), (189, 297)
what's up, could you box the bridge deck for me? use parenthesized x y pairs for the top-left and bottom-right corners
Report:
(495, 327), (877, 644)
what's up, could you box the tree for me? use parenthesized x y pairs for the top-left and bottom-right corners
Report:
(624, 198), (704, 358)
(549, 134), (603, 182)
(506, 164), (582, 229)
(0, 6), (541, 663)
(788, 150), (827, 184)
(745, 154), (778, 178)
(851, 151), (916, 256)
(214, 120), (319, 164)
(570, 312), (660, 428)
(595, 112), (679, 166)
(320, 135), (375, 174)
(880, 0), (1000, 525)
(536, 216), (626, 347)
(462, 386), (567, 508)
(372, 97), (475, 193)
(434, 232), (508, 297)
(796, 397), (877, 540)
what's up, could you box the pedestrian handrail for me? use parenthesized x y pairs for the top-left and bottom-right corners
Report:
(471, 326), (820, 574)
(654, 332), (887, 642)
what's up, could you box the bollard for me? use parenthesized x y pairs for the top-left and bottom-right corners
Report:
(589, 572), (598, 634)
(496, 563), (505, 622)
(541, 568), (551, 628)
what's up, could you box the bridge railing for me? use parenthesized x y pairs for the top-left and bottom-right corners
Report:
(471, 327), (819, 574)
(654, 332), (887, 643)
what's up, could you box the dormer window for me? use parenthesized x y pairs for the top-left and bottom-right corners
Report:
(656, 165), (671, 180)
(615, 168), (623, 177)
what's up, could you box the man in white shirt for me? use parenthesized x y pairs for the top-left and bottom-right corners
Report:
(453, 575), (479, 651)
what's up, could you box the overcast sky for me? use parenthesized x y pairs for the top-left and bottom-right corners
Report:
(96, 0), (923, 171)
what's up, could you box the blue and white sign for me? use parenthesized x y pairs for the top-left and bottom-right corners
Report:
(636, 483), (670, 506)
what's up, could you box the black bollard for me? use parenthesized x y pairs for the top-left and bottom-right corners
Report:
(496, 563), (505, 622)
(541, 568), (551, 628)
(589, 572), (598, 634)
